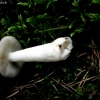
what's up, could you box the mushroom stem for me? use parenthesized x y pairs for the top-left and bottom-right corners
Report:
(8, 37), (73, 62)
(8, 43), (60, 62)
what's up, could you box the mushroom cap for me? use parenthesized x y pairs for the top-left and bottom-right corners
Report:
(0, 36), (23, 78)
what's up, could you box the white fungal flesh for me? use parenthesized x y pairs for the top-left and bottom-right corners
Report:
(8, 37), (73, 62)
(0, 36), (73, 78)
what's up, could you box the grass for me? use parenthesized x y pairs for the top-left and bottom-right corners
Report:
(0, 0), (100, 100)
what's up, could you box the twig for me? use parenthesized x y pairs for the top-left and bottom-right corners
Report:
(6, 90), (19, 99)
(93, 49), (100, 59)
(59, 83), (73, 92)
(77, 68), (83, 72)
(33, 84), (48, 100)
(91, 38), (100, 72)
(53, 96), (59, 98)
(78, 70), (89, 87)
(52, 78), (73, 92)
(62, 82), (81, 95)
(33, 73), (40, 77)
(77, 53), (87, 58)
(51, 81), (60, 94)
(75, 69), (86, 80)
(65, 82), (74, 86)
(25, 89), (35, 99)
(28, 73), (40, 83)
(46, 71), (54, 77)
(15, 84), (31, 90)
(34, 78), (45, 84)
(70, 76), (97, 87)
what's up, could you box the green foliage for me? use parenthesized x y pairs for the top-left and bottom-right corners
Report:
(0, 0), (99, 100)
(92, 0), (100, 4)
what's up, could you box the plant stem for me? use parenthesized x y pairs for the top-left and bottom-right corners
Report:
(34, 25), (69, 33)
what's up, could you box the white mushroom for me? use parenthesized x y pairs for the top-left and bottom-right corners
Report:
(0, 36), (73, 78)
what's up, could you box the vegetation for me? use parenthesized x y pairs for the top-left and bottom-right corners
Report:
(0, 0), (99, 99)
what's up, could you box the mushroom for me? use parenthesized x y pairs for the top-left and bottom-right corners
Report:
(0, 36), (73, 78)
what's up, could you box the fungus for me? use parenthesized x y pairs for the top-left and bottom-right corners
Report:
(0, 36), (73, 78)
